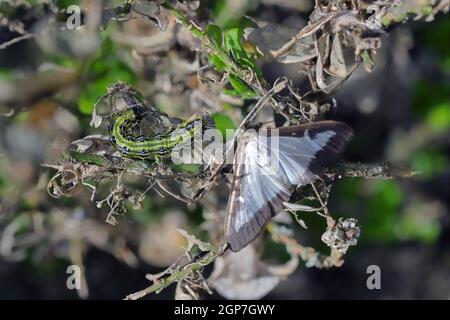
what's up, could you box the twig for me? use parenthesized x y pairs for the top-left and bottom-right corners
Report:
(327, 161), (418, 179)
(124, 243), (228, 300)
(269, 12), (342, 58)
(0, 33), (34, 50)
(64, 150), (202, 179)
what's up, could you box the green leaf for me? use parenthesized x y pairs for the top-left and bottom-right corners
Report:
(208, 54), (227, 71)
(223, 89), (256, 99)
(225, 28), (243, 51)
(225, 28), (256, 70)
(171, 163), (202, 174)
(222, 89), (240, 96)
(206, 24), (223, 48)
(212, 112), (236, 138)
(225, 74), (257, 99)
(228, 74), (248, 93)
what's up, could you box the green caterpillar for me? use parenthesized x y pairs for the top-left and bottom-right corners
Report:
(108, 105), (214, 160)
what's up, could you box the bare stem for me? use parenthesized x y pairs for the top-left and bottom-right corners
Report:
(327, 161), (417, 180)
(0, 33), (34, 50)
(124, 243), (228, 300)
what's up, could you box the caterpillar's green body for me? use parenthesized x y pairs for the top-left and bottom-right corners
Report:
(108, 106), (212, 160)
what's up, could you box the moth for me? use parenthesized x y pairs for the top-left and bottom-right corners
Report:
(225, 121), (353, 252)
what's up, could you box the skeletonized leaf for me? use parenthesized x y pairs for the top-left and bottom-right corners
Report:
(327, 34), (347, 77)
(244, 23), (316, 64)
(90, 107), (103, 128)
(69, 135), (113, 155)
(283, 202), (319, 212)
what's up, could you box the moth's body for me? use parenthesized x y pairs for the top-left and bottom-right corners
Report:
(225, 121), (353, 252)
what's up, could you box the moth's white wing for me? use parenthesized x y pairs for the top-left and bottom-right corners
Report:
(274, 130), (335, 185)
(225, 132), (291, 252)
(225, 121), (353, 252)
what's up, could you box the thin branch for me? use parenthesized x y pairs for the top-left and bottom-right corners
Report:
(64, 150), (202, 179)
(124, 243), (228, 300)
(269, 12), (342, 59)
(327, 161), (417, 179)
(0, 33), (34, 50)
